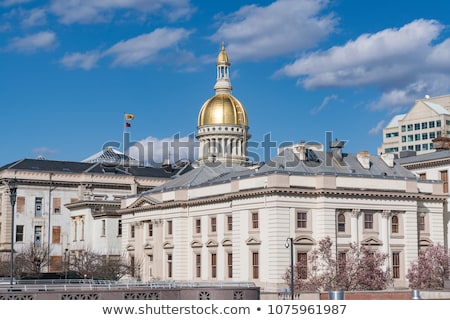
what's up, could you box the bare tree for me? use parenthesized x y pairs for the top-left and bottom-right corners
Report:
(69, 249), (138, 281)
(14, 243), (50, 278)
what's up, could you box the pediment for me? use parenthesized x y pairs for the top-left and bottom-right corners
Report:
(419, 237), (433, 247)
(126, 244), (135, 251)
(191, 240), (203, 248)
(206, 239), (219, 248)
(144, 243), (153, 250)
(246, 237), (261, 246)
(222, 239), (232, 247)
(126, 195), (161, 210)
(361, 236), (382, 246)
(293, 236), (315, 246)
(163, 241), (174, 249)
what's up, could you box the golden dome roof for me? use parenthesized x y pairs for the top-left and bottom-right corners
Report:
(217, 42), (230, 65)
(198, 93), (248, 127)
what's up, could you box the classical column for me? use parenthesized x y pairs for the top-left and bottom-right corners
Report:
(351, 209), (360, 244)
(381, 210), (391, 257)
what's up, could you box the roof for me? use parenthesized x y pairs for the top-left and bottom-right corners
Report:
(386, 114), (406, 128)
(0, 158), (178, 178)
(397, 149), (450, 165)
(143, 146), (417, 194)
(82, 146), (141, 166)
(423, 101), (450, 115)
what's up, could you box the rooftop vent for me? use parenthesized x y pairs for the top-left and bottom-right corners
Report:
(357, 150), (371, 169)
(329, 139), (345, 162)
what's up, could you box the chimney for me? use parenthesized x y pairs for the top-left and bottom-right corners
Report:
(357, 150), (371, 169)
(329, 139), (345, 162)
(294, 141), (307, 161)
(381, 153), (394, 168)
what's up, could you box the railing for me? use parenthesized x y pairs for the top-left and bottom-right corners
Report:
(0, 280), (256, 293)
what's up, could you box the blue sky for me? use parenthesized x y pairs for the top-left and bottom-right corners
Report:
(1, 0), (450, 166)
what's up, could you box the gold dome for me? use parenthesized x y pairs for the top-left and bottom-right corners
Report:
(217, 42), (230, 65)
(198, 93), (248, 127)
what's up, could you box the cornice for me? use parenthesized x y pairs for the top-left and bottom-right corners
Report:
(119, 186), (447, 214)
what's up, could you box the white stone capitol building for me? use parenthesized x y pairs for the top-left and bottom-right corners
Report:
(119, 44), (446, 292)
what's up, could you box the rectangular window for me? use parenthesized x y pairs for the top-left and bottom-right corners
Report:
(364, 213), (373, 229)
(338, 251), (347, 273)
(440, 170), (448, 193)
(391, 216), (399, 234)
(227, 253), (233, 278)
(401, 125), (406, 132)
(415, 144), (421, 151)
(167, 254), (173, 278)
(195, 254), (201, 278)
(252, 252), (259, 279)
(297, 252), (308, 279)
(195, 219), (201, 234)
(35, 197), (43, 217)
(401, 136), (406, 142)
(430, 132), (436, 139)
(167, 220), (173, 235)
(414, 134), (420, 141)
(251, 212), (259, 229)
(407, 124), (413, 131)
(53, 197), (61, 214)
(392, 252), (400, 279)
(407, 135), (413, 142)
(422, 122), (428, 129)
(118, 220), (122, 237)
(16, 196), (25, 213)
(101, 220), (106, 237)
(211, 253), (217, 278)
(422, 133), (428, 140)
(148, 223), (153, 237)
(429, 121), (435, 128)
(414, 123), (420, 130)
(16, 225), (24, 242)
(130, 225), (135, 238)
(34, 225), (42, 247)
(419, 215), (425, 231)
(422, 144), (429, 150)
(52, 226), (61, 244)
(296, 211), (307, 229)
(437, 120), (441, 127)
(210, 217), (217, 233)
(226, 215), (233, 231)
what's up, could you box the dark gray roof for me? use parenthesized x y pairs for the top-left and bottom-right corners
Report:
(0, 158), (177, 178)
(396, 150), (450, 165)
(258, 148), (416, 178)
(143, 147), (417, 194)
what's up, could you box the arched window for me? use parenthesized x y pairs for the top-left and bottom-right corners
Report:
(391, 215), (399, 233)
(337, 213), (345, 232)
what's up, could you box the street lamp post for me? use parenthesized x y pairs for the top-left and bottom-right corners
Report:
(285, 237), (294, 300)
(8, 179), (18, 288)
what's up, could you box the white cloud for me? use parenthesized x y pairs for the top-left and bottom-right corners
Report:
(21, 8), (47, 28)
(32, 146), (59, 156)
(310, 94), (339, 114)
(49, 0), (194, 24)
(105, 27), (192, 66)
(0, 0), (32, 7)
(368, 120), (385, 136)
(60, 27), (192, 69)
(210, 0), (337, 61)
(60, 51), (101, 70)
(6, 31), (57, 53)
(276, 19), (450, 110)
